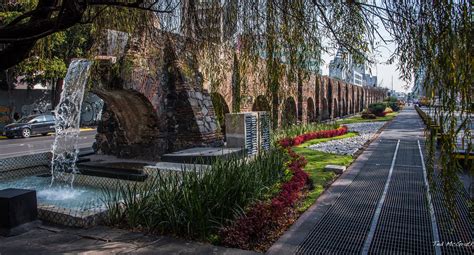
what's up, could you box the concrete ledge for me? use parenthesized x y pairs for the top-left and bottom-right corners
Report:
(324, 165), (347, 174)
(0, 188), (39, 236)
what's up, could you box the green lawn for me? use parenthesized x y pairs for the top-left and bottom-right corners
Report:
(294, 132), (356, 212)
(337, 112), (399, 124)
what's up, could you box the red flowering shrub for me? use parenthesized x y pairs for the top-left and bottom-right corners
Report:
(220, 126), (347, 250)
(220, 149), (308, 250)
(278, 126), (348, 148)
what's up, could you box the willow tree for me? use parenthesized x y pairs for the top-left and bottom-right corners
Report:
(377, 0), (472, 211)
(1, 1), (471, 205)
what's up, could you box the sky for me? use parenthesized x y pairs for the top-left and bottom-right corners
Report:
(319, 16), (410, 93)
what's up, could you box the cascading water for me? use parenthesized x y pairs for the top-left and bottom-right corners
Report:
(50, 59), (92, 187)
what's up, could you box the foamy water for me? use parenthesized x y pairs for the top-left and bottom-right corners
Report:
(0, 175), (106, 210)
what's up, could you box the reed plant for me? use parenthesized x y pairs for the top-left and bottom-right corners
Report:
(101, 148), (288, 240)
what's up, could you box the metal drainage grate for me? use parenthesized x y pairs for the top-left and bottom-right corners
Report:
(296, 141), (398, 254)
(395, 141), (423, 167)
(368, 165), (435, 254)
(431, 175), (473, 255)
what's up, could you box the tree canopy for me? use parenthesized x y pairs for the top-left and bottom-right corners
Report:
(0, 1), (472, 202)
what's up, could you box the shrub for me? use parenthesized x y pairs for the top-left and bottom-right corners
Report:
(384, 107), (393, 113)
(219, 146), (308, 251)
(361, 112), (377, 119)
(272, 123), (339, 144)
(277, 126), (348, 147)
(102, 149), (288, 239)
(368, 103), (386, 117)
(387, 101), (400, 112)
(220, 126), (348, 251)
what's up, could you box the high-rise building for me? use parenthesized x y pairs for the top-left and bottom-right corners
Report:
(329, 48), (377, 86)
(412, 67), (426, 98)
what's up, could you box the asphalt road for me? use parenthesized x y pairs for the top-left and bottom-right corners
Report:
(0, 130), (96, 159)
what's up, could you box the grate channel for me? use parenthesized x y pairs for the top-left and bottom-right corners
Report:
(395, 141), (423, 167)
(431, 175), (473, 255)
(368, 165), (435, 254)
(296, 141), (398, 254)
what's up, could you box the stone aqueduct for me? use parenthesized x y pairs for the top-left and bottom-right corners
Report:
(210, 73), (387, 127)
(90, 30), (387, 160)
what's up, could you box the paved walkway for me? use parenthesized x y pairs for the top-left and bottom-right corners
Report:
(268, 107), (472, 254)
(1, 108), (470, 254)
(0, 225), (256, 254)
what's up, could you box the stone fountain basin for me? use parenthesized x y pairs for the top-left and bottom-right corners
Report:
(0, 153), (149, 228)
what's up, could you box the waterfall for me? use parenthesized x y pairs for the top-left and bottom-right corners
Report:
(50, 59), (92, 187)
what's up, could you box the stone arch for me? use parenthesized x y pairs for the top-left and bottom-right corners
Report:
(252, 95), (271, 112)
(307, 97), (315, 123)
(282, 97), (297, 126)
(351, 86), (356, 114)
(315, 79), (320, 119)
(327, 81), (333, 118)
(342, 99), (346, 117)
(345, 84), (350, 115)
(360, 88), (366, 110)
(211, 92), (230, 136)
(338, 83), (344, 117)
(322, 97), (329, 120)
(93, 89), (163, 160)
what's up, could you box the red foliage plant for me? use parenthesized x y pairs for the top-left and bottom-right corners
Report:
(219, 148), (308, 250)
(278, 126), (348, 147)
(219, 126), (347, 250)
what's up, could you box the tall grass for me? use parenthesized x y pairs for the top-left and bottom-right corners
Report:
(101, 149), (288, 240)
(271, 122), (339, 144)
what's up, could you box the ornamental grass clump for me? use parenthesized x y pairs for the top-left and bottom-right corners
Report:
(219, 146), (309, 251)
(102, 149), (288, 240)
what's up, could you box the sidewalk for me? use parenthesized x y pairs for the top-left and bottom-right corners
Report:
(0, 225), (256, 255)
(268, 107), (472, 254)
(0, 109), (470, 254)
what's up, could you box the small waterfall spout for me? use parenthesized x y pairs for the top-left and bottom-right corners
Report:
(51, 59), (92, 187)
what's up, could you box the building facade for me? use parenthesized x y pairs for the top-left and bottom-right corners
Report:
(329, 48), (377, 87)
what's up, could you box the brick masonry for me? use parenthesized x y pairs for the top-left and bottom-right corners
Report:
(91, 29), (386, 160)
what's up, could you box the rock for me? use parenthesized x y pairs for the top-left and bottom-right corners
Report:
(202, 107), (208, 116)
(188, 98), (198, 106)
(195, 92), (203, 100)
(309, 121), (386, 156)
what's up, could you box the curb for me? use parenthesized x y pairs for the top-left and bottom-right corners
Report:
(0, 128), (95, 140)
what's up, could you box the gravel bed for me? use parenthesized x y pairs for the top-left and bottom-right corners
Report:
(308, 122), (386, 156)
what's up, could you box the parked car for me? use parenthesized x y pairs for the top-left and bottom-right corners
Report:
(4, 114), (56, 138)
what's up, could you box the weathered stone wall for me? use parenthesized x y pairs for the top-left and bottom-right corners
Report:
(90, 27), (386, 160)
(93, 90), (165, 160)
(91, 30), (223, 160)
